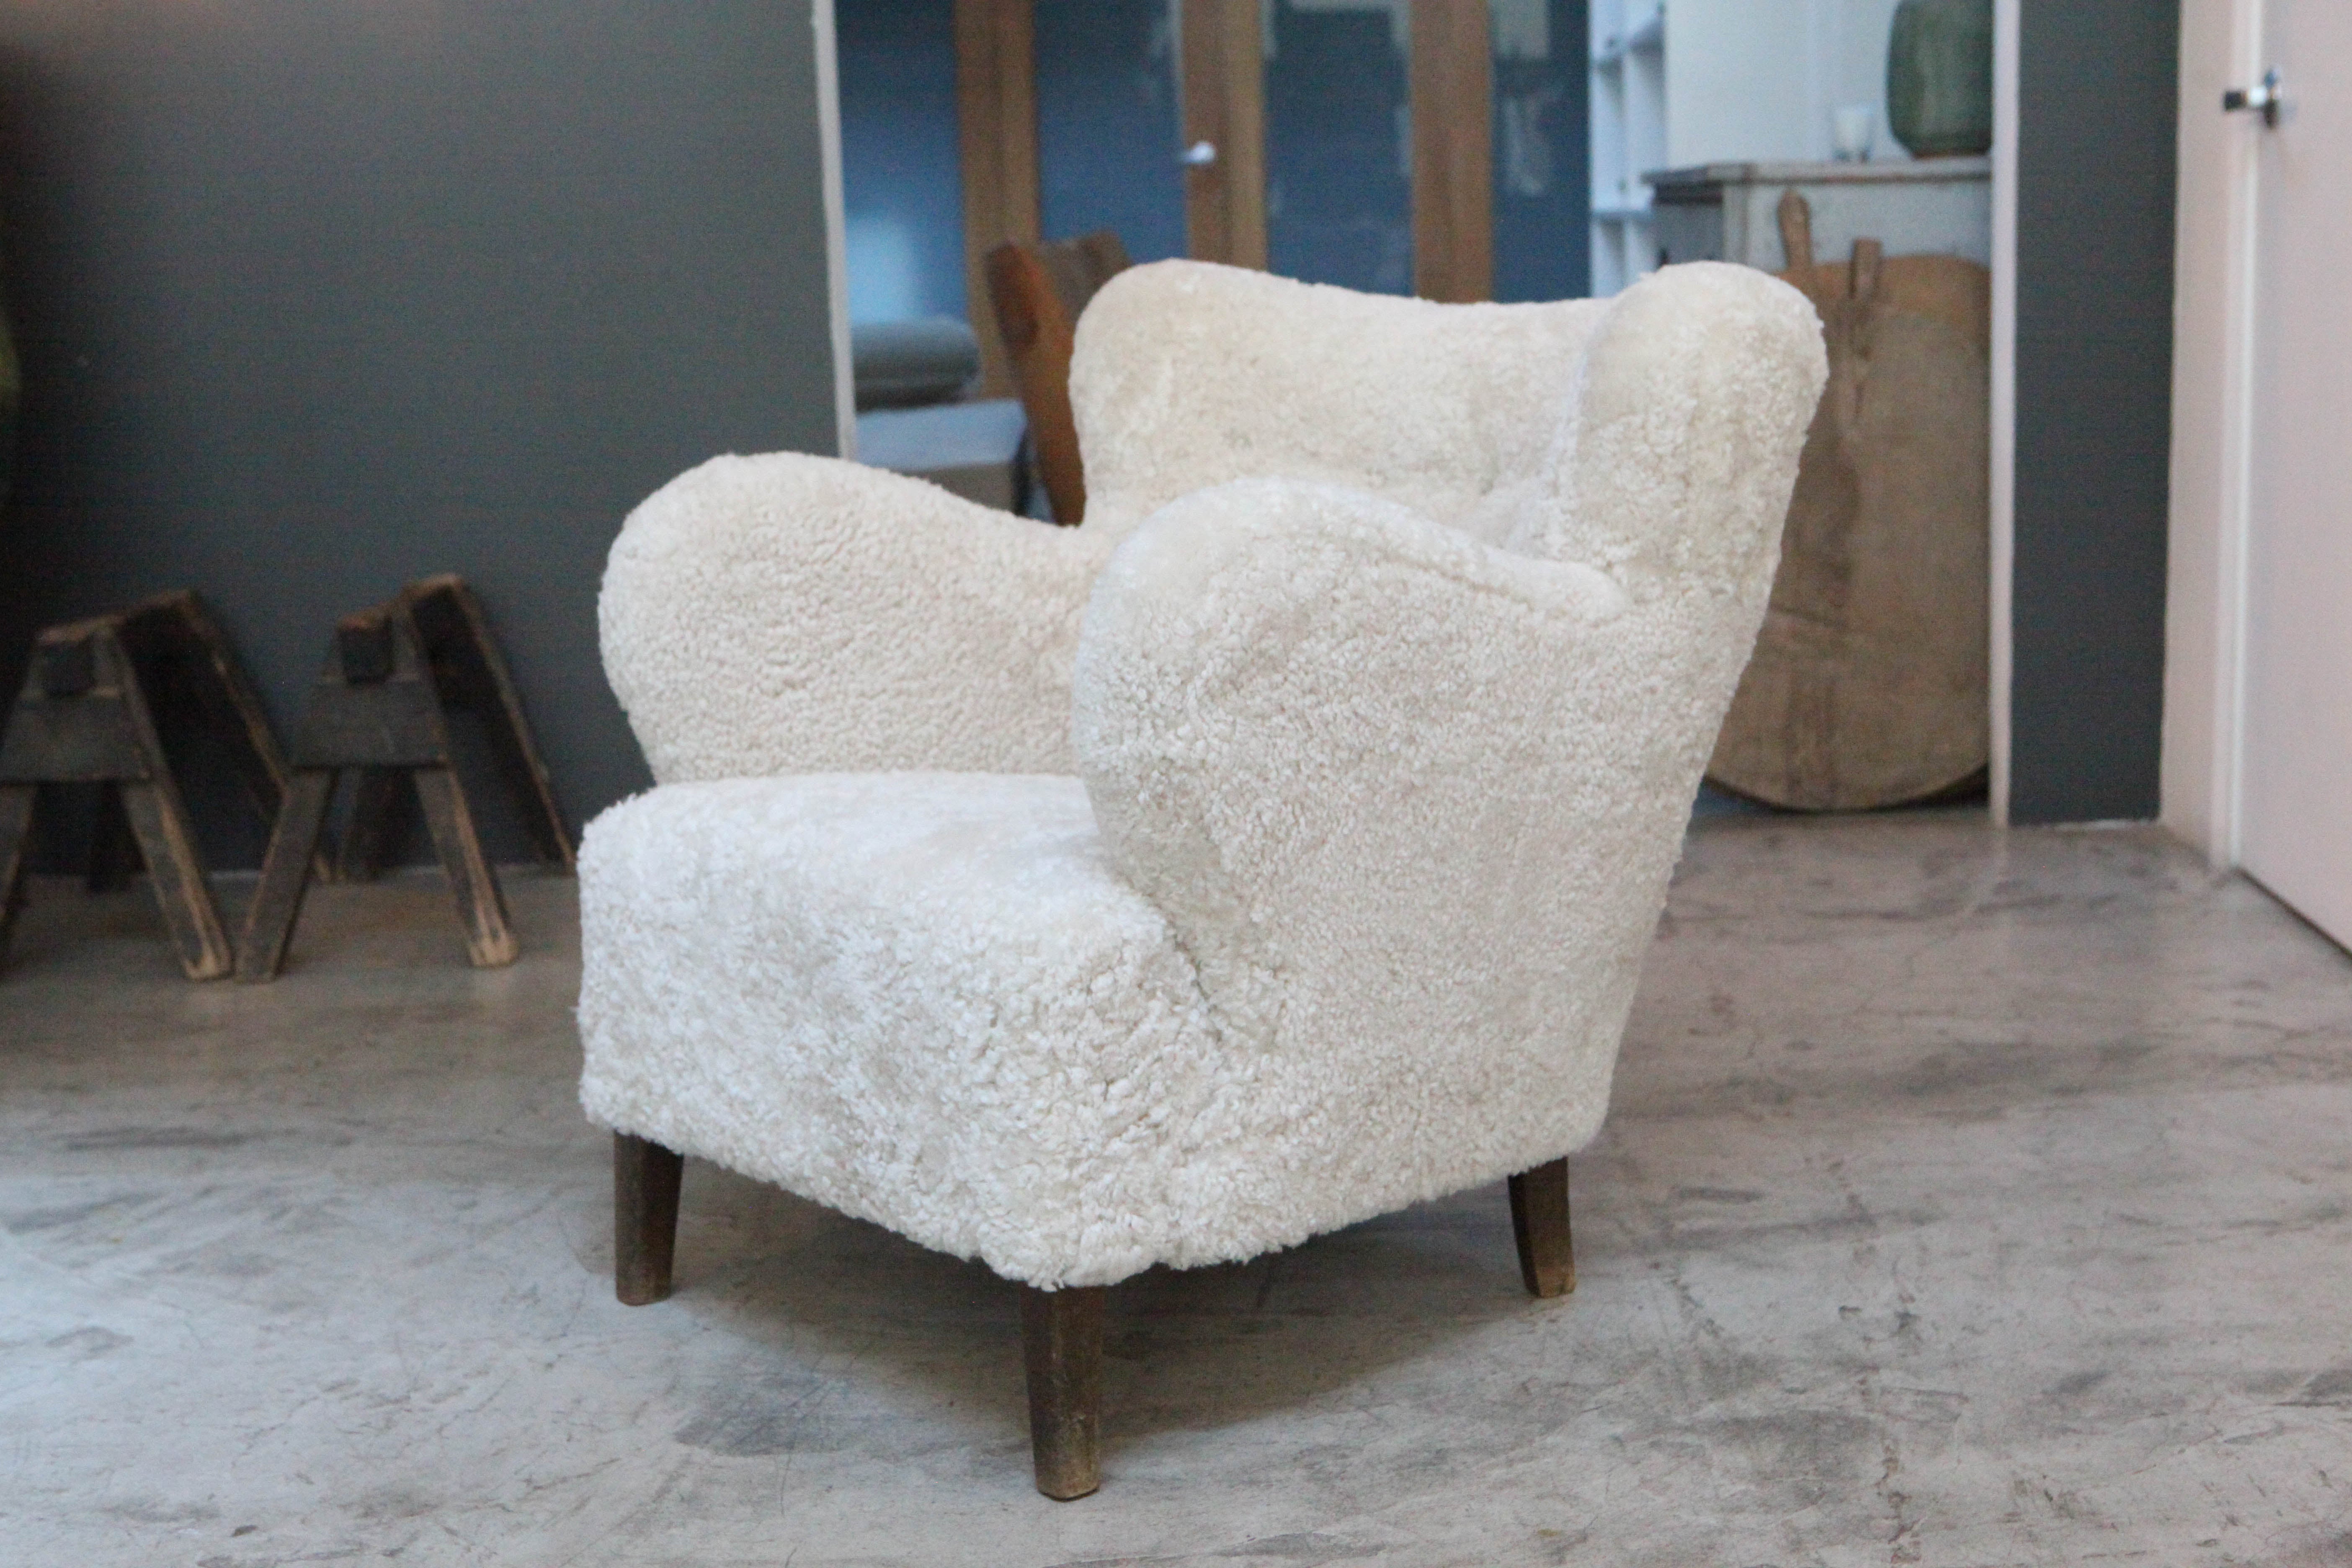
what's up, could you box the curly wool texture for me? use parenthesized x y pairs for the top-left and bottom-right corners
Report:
(598, 263), (1611, 782)
(582, 262), (1826, 1288)
(600, 454), (1107, 781)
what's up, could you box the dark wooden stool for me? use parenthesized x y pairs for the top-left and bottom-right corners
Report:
(236, 575), (572, 981)
(0, 591), (293, 980)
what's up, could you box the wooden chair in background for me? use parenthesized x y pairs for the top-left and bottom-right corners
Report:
(982, 230), (1129, 525)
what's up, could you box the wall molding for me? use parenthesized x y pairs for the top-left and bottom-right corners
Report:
(816, 0), (856, 459)
(1989, 0), (2018, 825)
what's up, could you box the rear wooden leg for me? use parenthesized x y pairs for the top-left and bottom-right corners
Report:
(1509, 1157), (1576, 1298)
(1021, 1284), (1106, 1500)
(614, 1133), (683, 1306)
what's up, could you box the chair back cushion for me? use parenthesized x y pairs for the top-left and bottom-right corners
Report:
(1069, 262), (1607, 549)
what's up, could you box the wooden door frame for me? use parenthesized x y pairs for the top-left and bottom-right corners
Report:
(1181, 0), (1269, 268)
(956, 0), (1043, 396)
(949, 0), (1501, 314)
(1988, 0), (2017, 824)
(2161, 0), (2264, 866)
(817, 0), (856, 456)
(1410, 0), (1494, 302)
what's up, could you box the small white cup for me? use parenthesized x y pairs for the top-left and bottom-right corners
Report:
(1832, 104), (1876, 162)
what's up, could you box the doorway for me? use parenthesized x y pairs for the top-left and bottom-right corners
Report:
(2167, 0), (2352, 951)
(835, 0), (1590, 374)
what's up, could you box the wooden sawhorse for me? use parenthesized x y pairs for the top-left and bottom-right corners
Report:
(236, 575), (572, 981)
(0, 591), (291, 979)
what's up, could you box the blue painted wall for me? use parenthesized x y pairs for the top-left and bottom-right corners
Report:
(0, 0), (844, 864)
(837, 0), (966, 322)
(1036, 0), (1188, 264)
(1266, 3), (1414, 294)
(1492, 0), (1590, 304)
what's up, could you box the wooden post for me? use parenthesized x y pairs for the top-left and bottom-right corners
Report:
(1181, 0), (1268, 270)
(1508, 1157), (1575, 1298)
(956, 0), (1041, 397)
(1021, 1284), (1106, 1499)
(614, 1132), (685, 1307)
(1410, 0), (1495, 303)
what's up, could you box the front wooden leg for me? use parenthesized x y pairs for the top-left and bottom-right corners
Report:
(1021, 1284), (1106, 1500)
(1509, 1157), (1576, 1298)
(614, 1133), (683, 1305)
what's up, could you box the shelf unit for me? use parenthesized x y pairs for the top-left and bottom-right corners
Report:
(1589, 0), (1665, 294)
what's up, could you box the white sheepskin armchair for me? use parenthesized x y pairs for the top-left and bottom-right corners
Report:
(579, 259), (1826, 1498)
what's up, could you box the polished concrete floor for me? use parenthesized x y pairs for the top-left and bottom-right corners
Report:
(3, 816), (2348, 1567)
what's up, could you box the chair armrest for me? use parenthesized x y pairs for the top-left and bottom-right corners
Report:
(1071, 477), (1759, 1073)
(602, 452), (1111, 782)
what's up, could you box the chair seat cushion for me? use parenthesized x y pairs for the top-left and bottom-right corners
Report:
(578, 774), (1246, 1287)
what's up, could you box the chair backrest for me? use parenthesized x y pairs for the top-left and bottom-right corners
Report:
(984, 231), (1132, 526)
(1067, 261), (1609, 552)
(1068, 263), (1826, 1207)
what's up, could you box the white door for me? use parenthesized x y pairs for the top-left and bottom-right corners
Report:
(2239, 0), (2352, 949)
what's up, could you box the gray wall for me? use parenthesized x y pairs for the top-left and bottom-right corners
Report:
(0, 0), (842, 865)
(2012, 0), (2179, 823)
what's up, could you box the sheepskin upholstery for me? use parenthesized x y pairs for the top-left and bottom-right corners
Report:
(582, 260), (1826, 1289)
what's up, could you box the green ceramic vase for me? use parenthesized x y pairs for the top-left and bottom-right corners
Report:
(1887, 0), (1994, 158)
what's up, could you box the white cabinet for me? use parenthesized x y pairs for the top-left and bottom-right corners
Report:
(1650, 157), (1991, 271)
(1587, 0), (1665, 294)
(1589, 0), (1917, 294)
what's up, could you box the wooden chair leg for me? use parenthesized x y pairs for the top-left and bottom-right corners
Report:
(614, 1133), (684, 1306)
(1021, 1284), (1105, 1500)
(1509, 1156), (1576, 1299)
